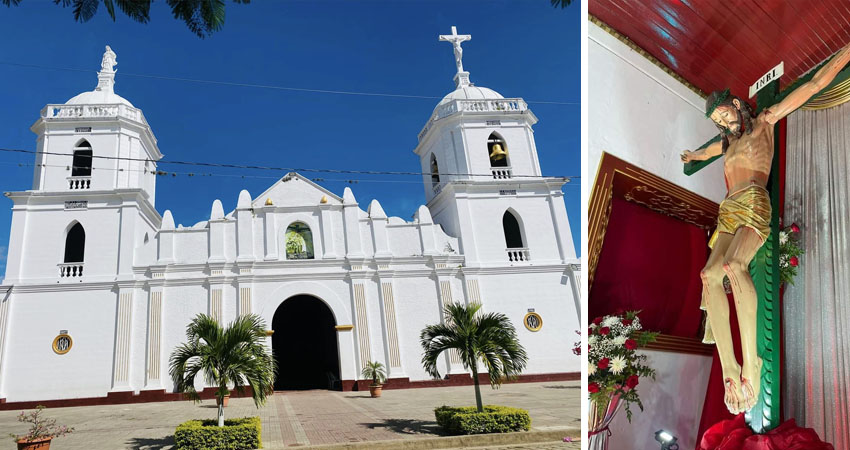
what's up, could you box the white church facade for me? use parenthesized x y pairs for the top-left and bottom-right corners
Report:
(0, 31), (579, 406)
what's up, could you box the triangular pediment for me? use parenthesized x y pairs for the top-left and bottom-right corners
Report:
(251, 172), (343, 208)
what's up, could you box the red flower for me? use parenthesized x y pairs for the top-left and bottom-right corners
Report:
(588, 382), (600, 393)
(625, 375), (639, 389)
(597, 358), (610, 370)
(621, 319), (633, 326)
(588, 327), (594, 335)
(600, 327), (611, 335)
(790, 256), (799, 267)
(625, 339), (637, 350)
(592, 317), (603, 325)
(790, 223), (800, 233)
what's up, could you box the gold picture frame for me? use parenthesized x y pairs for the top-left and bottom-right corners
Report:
(52, 334), (73, 355)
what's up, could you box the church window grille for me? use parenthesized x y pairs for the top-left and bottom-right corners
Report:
(285, 222), (314, 260)
(64, 222), (86, 263)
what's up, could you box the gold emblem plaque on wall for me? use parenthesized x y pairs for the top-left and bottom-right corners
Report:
(524, 312), (543, 332)
(52, 334), (73, 355)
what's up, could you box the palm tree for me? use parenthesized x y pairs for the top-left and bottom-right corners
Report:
(169, 313), (276, 427)
(420, 302), (528, 413)
(1, 0), (251, 38)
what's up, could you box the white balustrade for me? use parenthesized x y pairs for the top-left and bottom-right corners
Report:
(41, 104), (148, 126)
(491, 167), (513, 179)
(59, 263), (84, 278)
(67, 176), (91, 190)
(506, 248), (531, 262)
(418, 98), (528, 141)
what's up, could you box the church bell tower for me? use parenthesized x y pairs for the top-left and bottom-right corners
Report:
(3, 46), (163, 283)
(414, 27), (575, 267)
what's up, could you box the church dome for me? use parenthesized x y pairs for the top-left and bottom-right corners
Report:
(437, 85), (503, 107)
(66, 90), (134, 107)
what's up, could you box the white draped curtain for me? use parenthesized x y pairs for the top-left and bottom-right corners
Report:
(784, 102), (850, 449)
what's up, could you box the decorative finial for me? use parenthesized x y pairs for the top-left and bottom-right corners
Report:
(439, 26), (472, 88)
(96, 45), (118, 93)
(265, 198), (273, 206)
(320, 195), (328, 204)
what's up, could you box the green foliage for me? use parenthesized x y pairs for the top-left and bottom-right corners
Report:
(420, 302), (528, 412)
(169, 314), (277, 412)
(174, 417), (261, 450)
(8, 406), (73, 442)
(361, 361), (387, 386)
(434, 405), (531, 435)
(1, 0), (250, 38)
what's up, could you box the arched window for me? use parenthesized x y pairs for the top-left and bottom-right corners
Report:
(285, 222), (314, 259)
(72, 140), (93, 177)
(487, 133), (508, 167)
(64, 222), (86, 263)
(430, 154), (440, 188)
(503, 211), (524, 249)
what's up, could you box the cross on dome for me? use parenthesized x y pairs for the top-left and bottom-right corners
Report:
(439, 26), (472, 88)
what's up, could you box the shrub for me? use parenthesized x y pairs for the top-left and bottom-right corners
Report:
(174, 417), (261, 450)
(434, 405), (531, 435)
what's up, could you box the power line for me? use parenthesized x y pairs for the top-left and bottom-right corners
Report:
(0, 147), (578, 181)
(0, 160), (579, 188)
(0, 61), (578, 106)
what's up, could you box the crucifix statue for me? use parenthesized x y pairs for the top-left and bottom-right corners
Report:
(439, 26), (471, 74)
(681, 42), (850, 416)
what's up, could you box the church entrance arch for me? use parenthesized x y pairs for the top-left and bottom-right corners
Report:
(272, 295), (341, 390)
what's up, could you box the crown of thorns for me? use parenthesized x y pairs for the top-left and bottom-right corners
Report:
(705, 88), (731, 118)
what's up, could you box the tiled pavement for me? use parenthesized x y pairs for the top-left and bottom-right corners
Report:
(0, 381), (580, 449)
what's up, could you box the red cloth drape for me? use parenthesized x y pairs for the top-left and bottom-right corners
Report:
(590, 197), (708, 338)
(700, 414), (833, 450)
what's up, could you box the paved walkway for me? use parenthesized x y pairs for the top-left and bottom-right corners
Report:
(0, 381), (580, 449)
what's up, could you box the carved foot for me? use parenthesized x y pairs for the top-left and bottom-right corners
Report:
(723, 375), (744, 415)
(741, 357), (764, 411)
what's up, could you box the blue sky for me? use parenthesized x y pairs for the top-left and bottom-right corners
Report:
(0, 1), (579, 274)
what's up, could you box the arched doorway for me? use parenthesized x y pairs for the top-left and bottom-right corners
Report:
(272, 295), (341, 390)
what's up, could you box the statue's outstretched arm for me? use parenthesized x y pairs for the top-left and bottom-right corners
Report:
(763, 42), (850, 124)
(681, 140), (723, 163)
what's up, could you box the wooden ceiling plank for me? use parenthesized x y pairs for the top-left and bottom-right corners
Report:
(620, 0), (756, 92)
(591, 2), (716, 92)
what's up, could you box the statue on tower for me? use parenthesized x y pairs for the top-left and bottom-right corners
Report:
(100, 45), (117, 73)
(680, 42), (850, 415)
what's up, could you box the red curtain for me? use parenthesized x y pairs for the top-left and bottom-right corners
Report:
(590, 197), (708, 338)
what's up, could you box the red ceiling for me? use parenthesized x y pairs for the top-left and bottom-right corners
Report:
(590, 0), (850, 99)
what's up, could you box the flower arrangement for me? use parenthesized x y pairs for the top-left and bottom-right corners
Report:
(588, 310), (657, 421)
(9, 406), (73, 444)
(779, 223), (803, 285)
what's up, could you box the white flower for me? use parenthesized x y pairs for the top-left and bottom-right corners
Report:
(589, 323), (597, 329)
(601, 316), (620, 328)
(588, 335), (599, 346)
(610, 356), (627, 374)
(780, 231), (788, 245)
(612, 335), (627, 346)
(588, 362), (597, 376)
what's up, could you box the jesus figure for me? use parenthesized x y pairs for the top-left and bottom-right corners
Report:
(680, 43), (850, 414)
